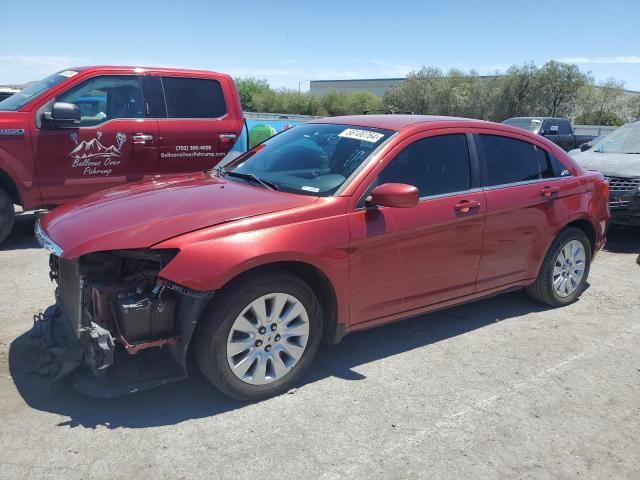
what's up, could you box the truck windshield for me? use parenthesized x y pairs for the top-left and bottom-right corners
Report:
(594, 122), (640, 154)
(0, 70), (77, 111)
(223, 123), (394, 196)
(503, 118), (542, 133)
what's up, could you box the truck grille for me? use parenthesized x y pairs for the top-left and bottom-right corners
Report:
(604, 176), (640, 192)
(56, 259), (83, 338)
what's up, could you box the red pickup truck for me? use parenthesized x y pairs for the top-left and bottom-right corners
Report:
(0, 66), (244, 244)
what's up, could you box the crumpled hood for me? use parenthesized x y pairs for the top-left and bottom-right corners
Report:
(573, 150), (640, 177)
(41, 172), (318, 259)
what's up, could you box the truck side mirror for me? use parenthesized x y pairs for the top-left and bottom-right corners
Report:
(43, 102), (81, 129)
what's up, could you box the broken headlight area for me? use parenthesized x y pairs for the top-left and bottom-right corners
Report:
(33, 248), (206, 397)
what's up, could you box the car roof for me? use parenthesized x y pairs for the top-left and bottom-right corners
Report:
(309, 114), (482, 131)
(67, 65), (229, 77)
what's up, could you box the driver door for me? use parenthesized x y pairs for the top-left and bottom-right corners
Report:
(32, 74), (159, 204)
(347, 132), (486, 325)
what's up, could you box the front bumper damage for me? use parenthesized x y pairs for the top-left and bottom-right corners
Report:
(32, 249), (213, 398)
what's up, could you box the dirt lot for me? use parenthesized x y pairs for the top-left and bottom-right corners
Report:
(0, 211), (639, 480)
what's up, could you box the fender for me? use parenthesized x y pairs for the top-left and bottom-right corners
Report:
(0, 113), (39, 207)
(155, 213), (352, 328)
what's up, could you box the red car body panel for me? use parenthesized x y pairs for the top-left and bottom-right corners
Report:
(40, 172), (319, 259)
(41, 116), (610, 336)
(0, 66), (243, 209)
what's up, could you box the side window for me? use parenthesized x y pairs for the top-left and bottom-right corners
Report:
(161, 77), (226, 118)
(558, 120), (571, 135)
(57, 75), (144, 126)
(535, 146), (555, 178)
(378, 134), (471, 197)
(476, 134), (541, 186)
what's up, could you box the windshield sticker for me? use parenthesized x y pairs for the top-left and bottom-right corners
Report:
(338, 128), (385, 143)
(301, 185), (320, 193)
(58, 70), (78, 78)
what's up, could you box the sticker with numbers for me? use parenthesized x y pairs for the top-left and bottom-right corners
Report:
(338, 128), (385, 143)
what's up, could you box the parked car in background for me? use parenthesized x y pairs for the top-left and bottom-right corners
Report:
(0, 66), (244, 245)
(568, 134), (608, 155)
(0, 87), (20, 102)
(572, 121), (640, 226)
(502, 117), (595, 151)
(35, 115), (610, 400)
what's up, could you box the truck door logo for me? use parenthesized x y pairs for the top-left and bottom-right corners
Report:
(69, 132), (127, 176)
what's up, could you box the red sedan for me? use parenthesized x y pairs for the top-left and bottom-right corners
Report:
(35, 115), (610, 400)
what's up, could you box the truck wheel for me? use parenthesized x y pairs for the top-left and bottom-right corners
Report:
(195, 271), (323, 401)
(0, 188), (15, 245)
(526, 227), (591, 307)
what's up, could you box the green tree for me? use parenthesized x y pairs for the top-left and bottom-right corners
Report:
(575, 79), (625, 124)
(383, 67), (444, 114)
(533, 61), (589, 117)
(628, 95), (640, 121)
(574, 111), (625, 126)
(235, 77), (271, 111)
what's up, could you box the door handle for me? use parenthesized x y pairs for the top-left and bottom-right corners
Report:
(132, 134), (154, 142)
(540, 186), (560, 197)
(453, 199), (481, 213)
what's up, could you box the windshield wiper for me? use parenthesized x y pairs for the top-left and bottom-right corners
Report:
(223, 170), (278, 190)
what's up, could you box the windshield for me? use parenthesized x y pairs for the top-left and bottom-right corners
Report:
(224, 123), (394, 196)
(594, 123), (640, 154)
(0, 70), (78, 111)
(503, 118), (542, 133)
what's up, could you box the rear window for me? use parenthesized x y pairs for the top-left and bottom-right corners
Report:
(161, 77), (226, 118)
(503, 118), (542, 133)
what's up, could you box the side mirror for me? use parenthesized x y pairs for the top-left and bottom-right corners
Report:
(368, 183), (419, 209)
(43, 102), (81, 129)
(580, 142), (592, 152)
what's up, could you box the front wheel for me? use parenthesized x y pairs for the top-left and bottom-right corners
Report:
(0, 188), (15, 246)
(526, 227), (591, 306)
(195, 271), (323, 401)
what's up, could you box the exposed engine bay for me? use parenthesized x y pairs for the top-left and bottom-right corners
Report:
(34, 249), (213, 397)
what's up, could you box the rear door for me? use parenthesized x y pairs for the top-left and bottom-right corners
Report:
(157, 75), (243, 174)
(474, 132), (568, 291)
(348, 131), (486, 324)
(32, 74), (159, 204)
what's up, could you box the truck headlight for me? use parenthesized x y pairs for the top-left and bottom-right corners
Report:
(35, 219), (63, 257)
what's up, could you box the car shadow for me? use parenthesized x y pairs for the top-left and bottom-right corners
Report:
(9, 290), (551, 429)
(604, 225), (640, 255)
(0, 210), (41, 251)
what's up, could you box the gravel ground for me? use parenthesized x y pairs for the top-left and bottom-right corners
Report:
(0, 211), (639, 480)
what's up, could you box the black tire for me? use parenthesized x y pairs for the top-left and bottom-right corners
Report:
(0, 188), (15, 246)
(195, 271), (323, 401)
(526, 227), (591, 307)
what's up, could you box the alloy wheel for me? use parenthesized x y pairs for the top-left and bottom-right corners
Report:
(226, 293), (310, 385)
(553, 239), (586, 298)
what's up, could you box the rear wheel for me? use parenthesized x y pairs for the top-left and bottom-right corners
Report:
(0, 188), (15, 245)
(195, 271), (323, 401)
(526, 227), (591, 306)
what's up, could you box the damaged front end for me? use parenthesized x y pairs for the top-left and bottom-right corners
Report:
(33, 246), (213, 397)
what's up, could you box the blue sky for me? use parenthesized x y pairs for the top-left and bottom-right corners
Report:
(1, 0), (639, 90)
